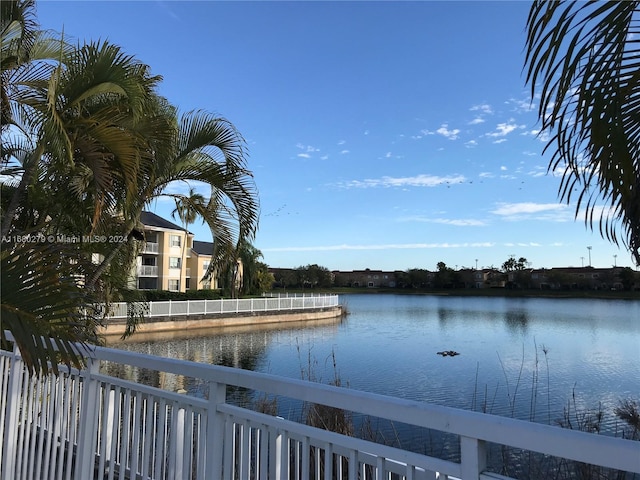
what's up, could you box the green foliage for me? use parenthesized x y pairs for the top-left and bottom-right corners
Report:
(296, 264), (332, 289)
(501, 257), (529, 272)
(0, 239), (103, 375)
(0, 0), (258, 372)
(525, 1), (640, 265)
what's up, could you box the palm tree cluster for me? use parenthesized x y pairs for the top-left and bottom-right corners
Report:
(525, 1), (640, 266)
(1, 0), (259, 373)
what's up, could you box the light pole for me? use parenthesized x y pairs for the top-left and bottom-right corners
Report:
(613, 254), (617, 267)
(580, 256), (584, 267)
(587, 246), (592, 267)
(475, 259), (478, 270)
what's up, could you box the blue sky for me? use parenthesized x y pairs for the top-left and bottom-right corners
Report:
(37, 1), (636, 271)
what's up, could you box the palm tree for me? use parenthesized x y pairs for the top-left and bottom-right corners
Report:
(171, 187), (205, 286)
(1, 0), (70, 133)
(0, 2), (258, 373)
(87, 109), (259, 289)
(525, 1), (640, 265)
(1, 38), (167, 238)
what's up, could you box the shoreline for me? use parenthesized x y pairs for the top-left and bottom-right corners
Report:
(297, 288), (640, 301)
(100, 305), (343, 339)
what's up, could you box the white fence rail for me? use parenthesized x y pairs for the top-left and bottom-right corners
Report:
(1, 340), (638, 480)
(108, 294), (340, 319)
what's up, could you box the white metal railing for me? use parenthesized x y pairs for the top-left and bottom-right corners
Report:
(142, 242), (159, 254)
(137, 265), (159, 276)
(1, 341), (638, 480)
(108, 295), (340, 319)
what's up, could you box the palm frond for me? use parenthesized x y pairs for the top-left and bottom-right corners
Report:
(525, 0), (640, 264)
(1, 240), (104, 375)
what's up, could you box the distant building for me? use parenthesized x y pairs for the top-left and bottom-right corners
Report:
(134, 212), (218, 292)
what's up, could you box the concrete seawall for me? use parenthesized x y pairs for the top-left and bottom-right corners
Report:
(100, 305), (343, 338)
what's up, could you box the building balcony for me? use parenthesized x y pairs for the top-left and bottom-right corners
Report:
(141, 242), (159, 254)
(137, 265), (158, 276)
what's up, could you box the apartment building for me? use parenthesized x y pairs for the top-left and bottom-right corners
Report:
(135, 212), (217, 292)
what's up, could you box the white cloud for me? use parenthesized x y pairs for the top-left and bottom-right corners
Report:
(385, 152), (392, 158)
(507, 97), (536, 113)
(493, 138), (507, 144)
(525, 128), (551, 142)
(262, 242), (496, 253)
(479, 172), (494, 178)
(338, 140), (346, 145)
(401, 216), (487, 226)
(470, 104), (493, 114)
(491, 202), (568, 221)
(297, 153), (311, 159)
(436, 124), (460, 140)
(500, 166), (507, 171)
(487, 121), (518, 137)
(469, 117), (485, 125)
(340, 149), (350, 154)
(339, 174), (466, 189)
(320, 155), (329, 160)
(296, 143), (320, 153)
(364, 130), (370, 135)
(465, 140), (478, 148)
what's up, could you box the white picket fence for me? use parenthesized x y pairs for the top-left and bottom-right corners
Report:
(1, 340), (638, 480)
(108, 294), (340, 319)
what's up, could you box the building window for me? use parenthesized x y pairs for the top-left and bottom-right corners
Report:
(168, 279), (180, 291)
(169, 257), (181, 269)
(170, 235), (181, 247)
(185, 278), (191, 289)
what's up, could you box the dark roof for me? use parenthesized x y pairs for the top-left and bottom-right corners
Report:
(192, 240), (214, 255)
(140, 211), (187, 232)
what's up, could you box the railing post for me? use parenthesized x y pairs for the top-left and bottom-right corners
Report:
(169, 299), (172, 316)
(205, 381), (226, 479)
(460, 436), (487, 480)
(75, 357), (101, 480)
(1, 343), (24, 480)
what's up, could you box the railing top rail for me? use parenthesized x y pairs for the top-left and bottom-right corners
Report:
(82, 343), (639, 473)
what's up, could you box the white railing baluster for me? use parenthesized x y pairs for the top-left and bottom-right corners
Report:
(1, 345), (22, 480)
(460, 436), (487, 480)
(206, 381), (226, 479)
(168, 401), (180, 480)
(129, 391), (142, 480)
(75, 358), (100, 480)
(141, 394), (154, 480)
(118, 389), (132, 480)
(96, 385), (110, 478)
(153, 398), (168, 478)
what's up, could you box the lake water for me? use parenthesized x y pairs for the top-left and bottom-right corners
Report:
(109, 294), (640, 433)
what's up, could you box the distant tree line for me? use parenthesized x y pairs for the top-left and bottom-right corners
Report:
(271, 264), (332, 289)
(270, 256), (640, 292)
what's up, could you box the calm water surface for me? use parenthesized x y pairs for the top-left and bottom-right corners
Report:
(110, 294), (640, 430)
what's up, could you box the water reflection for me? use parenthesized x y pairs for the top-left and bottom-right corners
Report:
(101, 317), (343, 394)
(504, 310), (529, 334)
